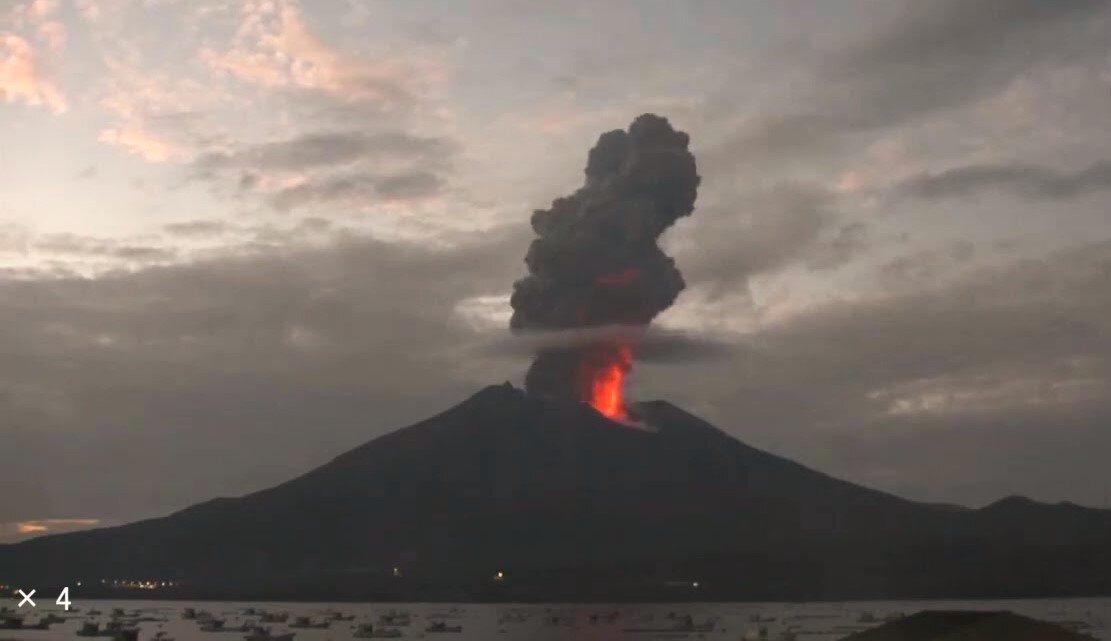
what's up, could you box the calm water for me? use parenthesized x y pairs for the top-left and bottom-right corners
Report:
(3, 598), (1108, 640)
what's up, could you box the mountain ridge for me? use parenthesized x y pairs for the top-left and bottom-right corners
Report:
(3, 383), (1111, 601)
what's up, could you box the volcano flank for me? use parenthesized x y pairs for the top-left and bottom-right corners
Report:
(4, 384), (1111, 602)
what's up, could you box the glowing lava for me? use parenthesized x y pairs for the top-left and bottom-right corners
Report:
(585, 343), (633, 420)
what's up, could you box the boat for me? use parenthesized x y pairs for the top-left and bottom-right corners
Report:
(353, 623), (402, 638)
(208, 622), (256, 633)
(0, 616), (23, 630)
(112, 628), (140, 641)
(289, 617), (329, 629)
(27, 614), (66, 630)
(183, 609), (198, 620)
(326, 612), (355, 622)
(425, 621), (463, 633)
(243, 626), (294, 641)
(376, 611), (411, 627)
(259, 613), (288, 623)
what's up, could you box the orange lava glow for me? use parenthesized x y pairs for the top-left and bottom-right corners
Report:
(596, 268), (640, 286)
(588, 344), (633, 420)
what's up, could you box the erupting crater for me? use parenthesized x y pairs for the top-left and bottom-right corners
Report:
(509, 113), (700, 419)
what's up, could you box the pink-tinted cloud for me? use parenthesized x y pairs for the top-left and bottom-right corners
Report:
(16, 517), (100, 534)
(0, 518), (102, 542)
(26, 0), (60, 20)
(202, 1), (445, 111)
(36, 19), (65, 53)
(8, 0), (65, 53)
(0, 33), (66, 113)
(94, 49), (231, 163)
(98, 122), (182, 162)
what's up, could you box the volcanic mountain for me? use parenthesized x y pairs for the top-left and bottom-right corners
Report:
(4, 384), (1111, 601)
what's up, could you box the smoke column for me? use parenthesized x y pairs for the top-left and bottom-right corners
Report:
(510, 113), (700, 418)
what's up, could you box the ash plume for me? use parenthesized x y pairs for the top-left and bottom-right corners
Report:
(510, 113), (700, 405)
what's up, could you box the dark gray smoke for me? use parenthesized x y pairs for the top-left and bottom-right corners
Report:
(510, 113), (700, 402)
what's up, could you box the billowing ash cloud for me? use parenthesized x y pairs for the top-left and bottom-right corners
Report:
(510, 113), (700, 403)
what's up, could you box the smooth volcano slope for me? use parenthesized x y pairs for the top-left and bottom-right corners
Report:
(4, 384), (1111, 600)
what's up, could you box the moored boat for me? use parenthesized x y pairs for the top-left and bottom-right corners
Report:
(243, 626), (294, 641)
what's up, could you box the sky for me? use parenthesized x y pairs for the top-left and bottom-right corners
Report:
(1, 0), (1110, 543)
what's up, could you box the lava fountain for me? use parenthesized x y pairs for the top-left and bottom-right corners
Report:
(584, 342), (634, 420)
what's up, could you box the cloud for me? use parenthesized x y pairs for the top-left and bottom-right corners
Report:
(0, 33), (66, 113)
(201, 0), (445, 110)
(163, 220), (232, 239)
(670, 184), (861, 297)
(98, 122), (183, 162)
(640, 238), (1111, 505)
(898, 160), (1111, 200)
(0, 229), (524, 528)
(195, 130), (454, 174)
(91, 45), (232, 163)
(192, 128), (457, 213)
(709, 0), (1109, 161)
(31, 233), (174, 260)
(35, 19), (65, 53)
(477, 325), (740, 365)
(268, 170), (446, 211)
(15, 518), (99, 535)
(0, 519), (103, 543)
(819, 0), (1106, 128)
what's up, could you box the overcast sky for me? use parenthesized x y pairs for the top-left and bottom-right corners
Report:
(2, 0), (1110, 543)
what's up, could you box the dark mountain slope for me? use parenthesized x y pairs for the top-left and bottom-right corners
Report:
(3, 384), (1111, 601)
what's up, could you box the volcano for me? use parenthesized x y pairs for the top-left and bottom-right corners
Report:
(4, 385), (1111, 601)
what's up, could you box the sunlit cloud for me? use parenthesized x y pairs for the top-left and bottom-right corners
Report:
(1, 518), (102, 541)
(98, 122), (183, 162)
(0, 33), (66, 113)
(202, 0), (446, 110)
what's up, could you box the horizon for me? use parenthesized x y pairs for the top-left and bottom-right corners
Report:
(3, 0), (1111, 545)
